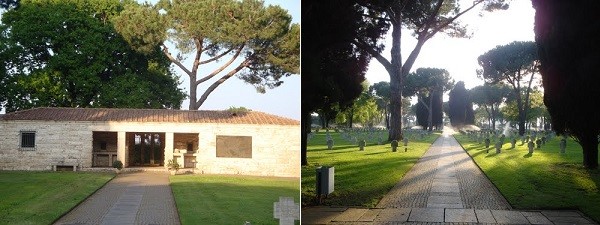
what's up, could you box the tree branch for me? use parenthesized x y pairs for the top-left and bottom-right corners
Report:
(425, 0), (484, 40)
(196, 59), (250, 106)
(352, 40), (393, 74)
(402, 38), (426, 77)
(161, 44), (192, 76)
(195, 44), (245, 85)
(199, 47), (235, 65)
(190, 39), (203, 76)
(418, 0), (445, 38)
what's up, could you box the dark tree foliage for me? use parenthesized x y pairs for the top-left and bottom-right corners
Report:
(533, 0), (600, 169)
(0, 1), (185, 112)
(301, 0), (386, 165)
(448, 81), (473, 127)
(416, 96), (428, 128)
(432, 90), (443, 129)
(416, 91), (442, 130)
(466, 102), (475, 124)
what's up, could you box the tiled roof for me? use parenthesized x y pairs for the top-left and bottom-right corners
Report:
(0, 107), (299, 125)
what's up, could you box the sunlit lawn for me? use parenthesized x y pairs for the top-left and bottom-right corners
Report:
(455, 133), (600, 223)
(170, 174), (300, 225)
(0, 171), (114, 225)
(301, 130), (439, 207)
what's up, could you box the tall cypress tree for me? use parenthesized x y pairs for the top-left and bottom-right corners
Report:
(533, 0), (600, 169)
(448, 81), (474, 127)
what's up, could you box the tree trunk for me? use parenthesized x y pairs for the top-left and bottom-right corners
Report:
(189, 83), (197, 110)
(578, 133), (599, 169)
(385, 107), (390, 129)
(301, 110), (310, 166)
(428, 94), (434, 131)
(319, 113), (325, 129)
(348, 108), (354, 128)
(388, 21), (403, 141)
(491, 104), (497, 130)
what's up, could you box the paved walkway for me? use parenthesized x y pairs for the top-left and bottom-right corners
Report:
(54, 171), (180, 225)
(302, 128), (597, 224)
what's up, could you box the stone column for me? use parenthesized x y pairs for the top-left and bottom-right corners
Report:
(164, 132), (174, 168)
(117, 131), (126, 167)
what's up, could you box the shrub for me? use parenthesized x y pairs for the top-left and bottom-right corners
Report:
(167, 159), (180, 171)
(112, 160), (123, 170)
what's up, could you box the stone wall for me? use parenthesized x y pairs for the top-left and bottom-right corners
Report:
(0, 121), (94, 170)
(0, 120), (300, 177)
(194, 124), (300, 178)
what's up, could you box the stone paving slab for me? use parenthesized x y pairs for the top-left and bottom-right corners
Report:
(374, 208), (411, 222)
(408, 208), (444, 223)
(521, 211), (553, 224)
(491, 210), (530, 224)
(302, 206), (598, 224)
(445, 208), (477, 223)
(302, 209), (341, 225)
(430, 183), (460, 193)
(547, 216), (594, 224)
(541, 210), (582, 217)
(475, 209), (497, 223)
(333, 208), (369, 222)
(358, 209), (383, 222)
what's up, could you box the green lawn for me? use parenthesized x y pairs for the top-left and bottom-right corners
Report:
(454, 133), (600, 223)
(301, 130), (439, 207)
(0, 171), (115, 225)
(170, 174), (300, 225)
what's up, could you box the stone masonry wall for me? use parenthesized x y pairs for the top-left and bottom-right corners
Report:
(0, 121), (93, 170)
(194, 124), (300, 178)
(0, 120), (300, 177)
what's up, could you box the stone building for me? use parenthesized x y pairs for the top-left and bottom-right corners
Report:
(0, 107), (300, 177)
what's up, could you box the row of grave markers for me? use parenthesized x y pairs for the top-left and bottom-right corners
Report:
(307, 128), (433, 152)
(463, 130), (567, 154)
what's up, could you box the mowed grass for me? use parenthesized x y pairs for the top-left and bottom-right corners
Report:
(454, 133), (600, 223)
(0, 171), (115, 225)
(302, 130), (439, 207)
(170, 174), (300, 225)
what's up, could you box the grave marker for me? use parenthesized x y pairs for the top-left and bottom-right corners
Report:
(560, 137), (567, 154)
(273, 196), (299, 225)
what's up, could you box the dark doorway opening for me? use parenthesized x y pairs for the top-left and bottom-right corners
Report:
(128, 132), (164, 166)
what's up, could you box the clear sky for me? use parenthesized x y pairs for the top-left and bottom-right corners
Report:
(365, 0), (535, 99)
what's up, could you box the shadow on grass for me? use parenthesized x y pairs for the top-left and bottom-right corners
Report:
(469, 149), (489, 158)
(523, 153), (533, 158)
(484, 152), (499, 158)
(364, 151), (389, 156)
(326, 149), (359, 154)
(311, 145), (356, 152)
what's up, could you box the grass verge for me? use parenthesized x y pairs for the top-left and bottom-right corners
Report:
(0, 171), (114, 225)
(170, 174), (300, 225)
(454, 133), (600, 223)
(301, 130), (439, 207)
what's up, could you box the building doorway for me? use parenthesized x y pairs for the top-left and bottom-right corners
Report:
(128, 132), (164, 166)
